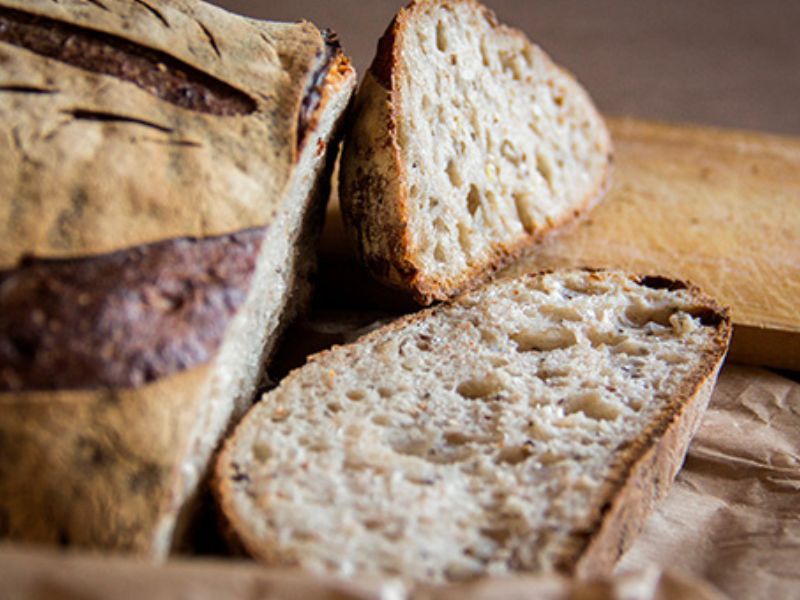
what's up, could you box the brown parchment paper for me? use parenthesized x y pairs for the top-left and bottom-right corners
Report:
(1, 364), (797, 599)
(618, 365), (800, 599)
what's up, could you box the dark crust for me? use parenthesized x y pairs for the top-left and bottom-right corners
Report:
(297, 29), (347, 146)
(369, 14), (399, 89)
(0, 229), (265, 392)
(0, 6), (256, 115)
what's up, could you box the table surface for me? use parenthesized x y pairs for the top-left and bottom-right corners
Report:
(209, 0), (800, 137)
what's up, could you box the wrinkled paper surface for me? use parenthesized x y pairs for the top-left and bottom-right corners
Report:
(1, 365), (797, 600)
(619, 365), (800, 599)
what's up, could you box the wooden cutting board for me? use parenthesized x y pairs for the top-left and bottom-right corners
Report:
(318, 117), (800, 370)
(506, 117), (800, 369)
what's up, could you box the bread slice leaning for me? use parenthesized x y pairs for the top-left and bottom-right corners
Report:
(340, 0), (612, 304)
(217, 269), (731, 583)
(0, 0), (355, 557)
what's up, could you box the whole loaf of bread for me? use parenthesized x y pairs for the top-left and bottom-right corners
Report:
(0, 0), (355, 557)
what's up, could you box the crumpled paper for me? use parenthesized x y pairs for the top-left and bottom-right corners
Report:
(1, 364), (797, 599)
(619, 365), (800, 599)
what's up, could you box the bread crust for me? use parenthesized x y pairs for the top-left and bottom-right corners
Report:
(340, 0), (613, 305)
(0, 367), (210, 552)
(571, 312), (730, 576)
(0, 0), (343, 269)
(0, 0), (356, 557)
(216, 269), (731, 579)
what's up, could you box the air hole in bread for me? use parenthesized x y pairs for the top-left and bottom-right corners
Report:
(489, 356), (509, 368)
(347, 389), (366, 401)
(372, 414), (392, 426)
(363, 519), (383, 531)
(378, 387), (393, 399)
(500, 140), (520, 165)
(522, 44), (535, 68)
(499, 49), (523, 81)
(326, 401), (342, 414)
(566, 392), (621, 421)
(467, 184), (481, 216)
(496, 443), (533, 465)
(480, 37), (491, 67)
(536, 153), (554, 189)
(658, 352), (686, 365)
(612, 340), (650, 357)
(252, 443), (270, 463)
(434, 244), (447, 263)
(436, 20), (448, 52)
(457, 222), (472, 255)
(446, 159), (463, 187)
(479, 327), (498, 344)
(422, 94), (433, 111)
(689, 307), (725, 327)
(456, 374), (503, 400)
(402, 357), (420, 371)
(444, 431), (471, 445)
(270, 406), (290, 421)
(512, 328), (576, 352)
(625, 304), (673, 328)
(537, 366), (571, 380)
(513, 192), (535, 234)
(292, 530), (317, 542)
(638, 275), (687, 291)
(485, 190), (499, 214)
(540, 304), (582, 322)
(585, 328), (626, 347)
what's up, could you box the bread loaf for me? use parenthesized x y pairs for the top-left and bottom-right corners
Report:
(217, 269), (730, 583)
(0, 0), (355, 557)
(340, 0), (612, 304)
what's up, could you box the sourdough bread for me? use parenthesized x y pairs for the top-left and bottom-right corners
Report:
(0, 0), (355, 557)
(340, 0), (612, 304)
(217, 269), (730, 583)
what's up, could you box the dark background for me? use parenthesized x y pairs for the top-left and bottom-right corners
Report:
(208, 1), (800, 136)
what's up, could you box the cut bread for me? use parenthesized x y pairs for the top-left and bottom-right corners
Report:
(340, 0), (612, 304)
(0, 0), (355, 557)
(217, 269), (731, 583)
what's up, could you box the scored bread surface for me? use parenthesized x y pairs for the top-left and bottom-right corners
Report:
(217, 270), (731, 583)
(0, 0), (356, 557)
(340, 0), (613, 304)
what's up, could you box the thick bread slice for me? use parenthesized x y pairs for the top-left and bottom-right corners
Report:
(0, 0), (355, 557)
(340, 0), (612, 304)
(217, 269), (731, 583)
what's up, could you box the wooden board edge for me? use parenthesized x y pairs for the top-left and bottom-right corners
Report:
(729, 324), (800, 371)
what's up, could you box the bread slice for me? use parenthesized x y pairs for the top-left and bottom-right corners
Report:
(0, 0), (355, 557)
(217, 269), (730, 583)
(340, 0), (612, 304)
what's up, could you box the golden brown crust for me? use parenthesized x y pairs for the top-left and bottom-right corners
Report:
(0, 367), (209, 552)
(0, 0), (333, 269)
(0, 0), (357, 558)
(339, 0), (613, 305)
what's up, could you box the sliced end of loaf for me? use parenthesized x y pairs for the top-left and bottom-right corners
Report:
(166, 45), (357, 555)
(340, 0), (612, 304)
(217, 269), (730, 583)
